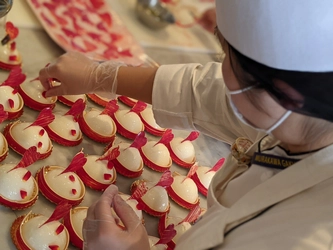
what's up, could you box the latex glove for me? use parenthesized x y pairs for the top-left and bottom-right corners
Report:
(198, 8), (216, 33)
(39, 51), (125, 98)
(83, 185), (150, 250)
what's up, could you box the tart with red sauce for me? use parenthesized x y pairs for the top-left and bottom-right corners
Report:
(130, 171), (173, 217)
(0, 22), (22, 70)
(0, 67), (25, 119)
(4, 108), (54, 159)
(45, 99), (85, 146)
(87, 93), (113, 107)
(63, 206), (88, 249)
(166, 131), (199, 168)
(0, 147), (40, 210)
(18, 77), (57, 111)
(11, 202), (71, 250)
(36, 151), (87, 206)
(139, 106), (166, 136)
(108, 100), (145, 140)
(191, 158), (225, 196)
(76, 147), (119, 191)
(58, 94), (87, 106)
(166, 167), (200, 210)
(139, 129), (173, 172)
(78, 100), (117, 144)
(107, 132), (147, 178)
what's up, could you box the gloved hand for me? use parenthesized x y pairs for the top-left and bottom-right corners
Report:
(82, 185), (150, 250)
(39, 51), (125, 98)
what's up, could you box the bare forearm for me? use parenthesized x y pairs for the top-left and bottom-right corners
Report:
(116, 66), (158, 104)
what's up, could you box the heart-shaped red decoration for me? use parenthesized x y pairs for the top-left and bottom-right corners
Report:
(5, 22), (19, 40)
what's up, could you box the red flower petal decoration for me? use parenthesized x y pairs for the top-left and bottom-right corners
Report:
(130, 132), (147, 149)
(49, 245), (59, 250)
(38, 142), (43, 148)
(40, 201), (72, 227)
(25, 108), (55, 129)
(39, 129), (45, 136)
(22, 171), (32, 181)
(182, 204), (201, 224)
(71, 130), (76, 136)
(156, 224), (177, 245)
(100, 100), (119, 116)
(69, 175), (75, 182)
(100, 13), (112, 26)
(20, 190), (27, 199)
(130, 101), (147, 114)
(207, 157), (225, 173)
(55, 224), (65, 235)
(72, 189), (77, 195)
(98, 146), (120, 162)
(181, 131), (200, 143)
(182, 164), (198, 183)
(5, 22), (19, 40)
(8, 99), (14, 109)
(130, 181), (148, 200)
(104, 173), (112, 180)
(60, 150), (87, 175)
(0, 104), (8, 123)
(155, 170), (173, 188)
(64, 99), (85, 118)
(1, 66), (26, 88)
(156, 129), (174, 146)
(9, 146), (40, 172)
(90, 0), (105, 9)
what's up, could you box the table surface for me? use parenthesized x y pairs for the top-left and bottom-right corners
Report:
(0, 4), (229, 250)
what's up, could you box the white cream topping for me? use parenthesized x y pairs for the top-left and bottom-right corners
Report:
(61, 94), (86, 103)
(83, 155), (116, 184)
(171, 176), (198, 204)
(48, 114), (80, 140)
(20, 79), (56, 104)
(0, 42), (21, 65)
(142, 141), (171, 166)
(0, 132), (7, 155)
(148, 236), (167, 250)
(11, 122), (51, 154)
(140, 108), (164, 130)
(0, 86), (21, 111)
(21, 215), (68, 250)
(116, 143), (142, 172)
(141, 186), (169, 212)
(111, 193), (143, 228)
(170, 138), (195, 163)
(44, 168), (83, 199)
(196, 166), (215, 189)
(115, 110), (144, 133)
(84, 109), (115, 136)
(71, 208), (87, 239)
(0, 164), (34, 201)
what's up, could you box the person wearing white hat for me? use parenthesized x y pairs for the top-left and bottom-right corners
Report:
(40, 0), (333, 249)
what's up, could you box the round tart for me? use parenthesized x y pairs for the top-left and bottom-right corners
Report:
(4, 108), (54, 158)
(111, 193), (144, 229)
(0, 22), (22, 70)
(139, 106), (166, 136)
(167, 170), (199, 210)
(0, 67), (25, 119)
(11, 203), (71, 250)
(109, 100), (146, 140)
(0, 132), (8, 162)
(130, 171), (173, 217)
(118, 95), (138, 107)
(0, 147), (40, 210)
(78, 101), (117, 143)
(18, 77), (57, 111)
(191, 158), (225, 196)
(87, 93), (113, 107)
(108, 132), (147, 178)
(58, 94), (87, 106)
(167, 131), (199, 168)
(45, 99), (85, 146)
(63, 206), (88, 249)
(76, 147), (119, 191)
(36, 151), (87, 206)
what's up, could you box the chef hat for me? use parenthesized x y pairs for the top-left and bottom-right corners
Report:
(216, 0), (333, 72)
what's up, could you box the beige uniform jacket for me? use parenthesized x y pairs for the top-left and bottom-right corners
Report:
(152, 63), (333, 250)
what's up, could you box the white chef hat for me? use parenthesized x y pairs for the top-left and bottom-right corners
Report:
(216, 0), (333, 72)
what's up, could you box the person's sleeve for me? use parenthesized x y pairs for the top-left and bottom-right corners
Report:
(152, 62), (265, 144)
